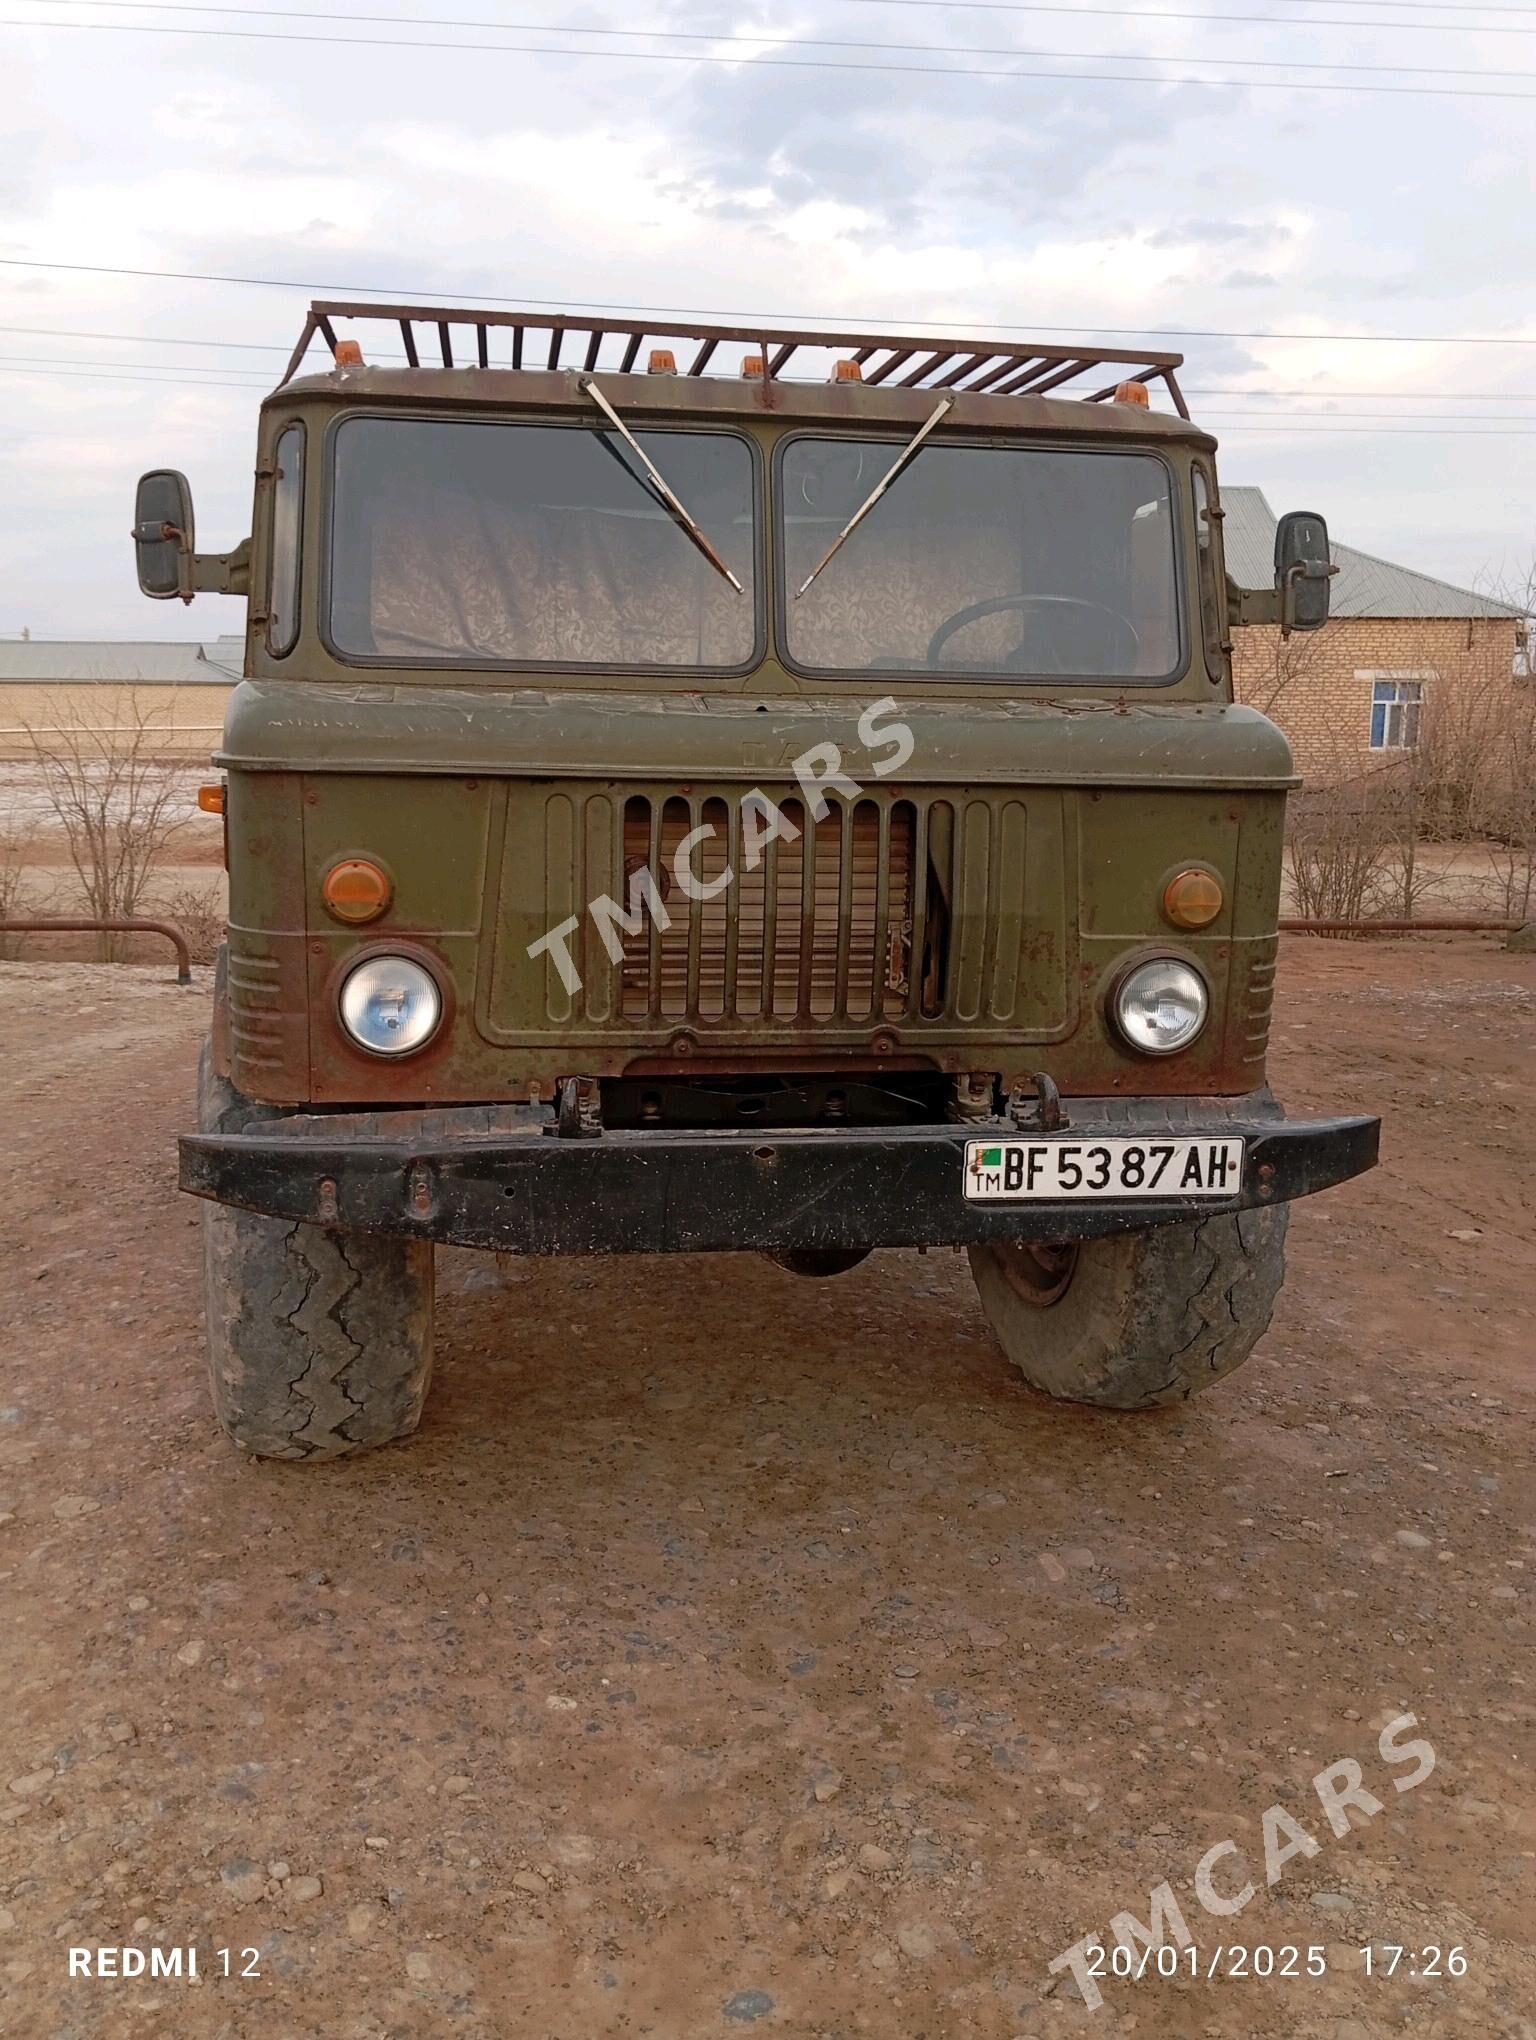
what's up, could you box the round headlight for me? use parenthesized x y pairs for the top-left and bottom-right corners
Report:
(338, 955), (442, 1057)
(1113, 957), (1208, 1056)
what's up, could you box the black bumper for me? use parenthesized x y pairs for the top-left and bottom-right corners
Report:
(179, 1096), (1379, 1257)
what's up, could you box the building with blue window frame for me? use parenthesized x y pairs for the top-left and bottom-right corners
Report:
(1225, 490), (1527, 781)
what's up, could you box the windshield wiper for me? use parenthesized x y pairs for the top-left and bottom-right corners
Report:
(794, 394), (956, 600)
(579, 376), (743, 594)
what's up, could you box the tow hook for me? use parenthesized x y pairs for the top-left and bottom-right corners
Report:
(1008, 1072), (1067, 1133)
(551, 1075), (604, 1139)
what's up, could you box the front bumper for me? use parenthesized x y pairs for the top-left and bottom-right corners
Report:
(179, 1093), (1379, 1257)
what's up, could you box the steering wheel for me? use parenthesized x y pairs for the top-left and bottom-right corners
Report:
(926, 593), (1140, 673)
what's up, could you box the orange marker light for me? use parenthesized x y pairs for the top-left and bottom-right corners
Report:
(740, 354), (765, 379)
(322, 857), (392, 925)
(334, 339), (364, 366)
(1163, 868), (1224, 930)
(1113, 381), (1150, 407)
(830, 358), (863, 383)
(197, 783), (225, 815)
(647, 349), (677, 374)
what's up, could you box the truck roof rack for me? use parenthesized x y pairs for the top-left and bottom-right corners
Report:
(279, 300), (1190, 418)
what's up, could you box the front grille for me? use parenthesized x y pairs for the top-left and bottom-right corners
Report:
(619, 795), (921, 1022)
(485, 779), (1072, 1047)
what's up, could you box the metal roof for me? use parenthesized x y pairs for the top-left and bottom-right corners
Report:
(0, 637), (245, 683)
(1223, 487), (1521, 621)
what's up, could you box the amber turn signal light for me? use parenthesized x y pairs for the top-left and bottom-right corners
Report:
(322, 857), (392, 925)
(1162, 868), (1224, 930)
(197, 783), (225, 815)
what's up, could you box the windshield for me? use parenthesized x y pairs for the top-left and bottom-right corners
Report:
(328, 417), (758, 670)
(779, 439), (1182, 681)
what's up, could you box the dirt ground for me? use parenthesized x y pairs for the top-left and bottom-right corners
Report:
(0, 937), (1532, 2039)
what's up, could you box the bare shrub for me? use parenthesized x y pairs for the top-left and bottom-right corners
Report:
(23, 690), (190, 960)
(1374, 772), (1450, 922)
(1392, 626), (1536, 919)
(1407, 669), (1520, 843)
(159, 881), (226, 964)
(1286, 777), (1396, 927)
(1463, 558), (1536, 922)
(0, 828), (33, 959)
(1479, 791), (1536, 923)
(1243, 621), (1328, 723)
(1279, 585), (1536, 924)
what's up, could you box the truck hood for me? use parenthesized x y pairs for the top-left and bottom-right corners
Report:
(218, 681), (1296, 790)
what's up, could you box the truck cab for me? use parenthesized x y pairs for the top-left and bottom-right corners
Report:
(136, 302), (1375, 1458)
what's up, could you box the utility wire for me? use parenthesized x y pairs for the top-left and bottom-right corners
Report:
(26, 0), (1536, 38)
(7, 12), (1536, 97)
(9, 354), (1536, 415)
(6, 362), (1536, 426)
(1194, 406), (1536, 418)
(3, 257), (1533, 350)
(0, 350), (272, 374)
(0, 322), (294, 352)
(1196, 422), (1536, 430)
(0, 365), (257, 388)
(8, 328), (1536, 397)
(12, 0), (1535, 80)
(1189, 387), (1536, 397)
(1249, 0), (1536, 13)
(825, 0), (1536, 31)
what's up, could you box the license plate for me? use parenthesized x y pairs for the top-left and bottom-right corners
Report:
(962, 1136), (1245, 1202)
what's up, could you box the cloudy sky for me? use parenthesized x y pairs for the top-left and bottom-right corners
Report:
(2, 0), (1532, 638)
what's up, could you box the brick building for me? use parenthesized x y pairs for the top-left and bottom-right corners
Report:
(0, 636), (241, 760)
(1224, 488), (1527, 784)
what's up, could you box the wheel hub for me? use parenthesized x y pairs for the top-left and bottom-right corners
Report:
(994, 1239), (1079, 1308)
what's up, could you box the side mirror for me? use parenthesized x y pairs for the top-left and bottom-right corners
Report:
(133, 469), (195, 601)
(1274, 508), (1334, 637)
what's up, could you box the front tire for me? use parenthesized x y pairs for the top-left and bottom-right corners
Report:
(196, 1042), (435, 1458)
(968, 1206), (1288, 1410)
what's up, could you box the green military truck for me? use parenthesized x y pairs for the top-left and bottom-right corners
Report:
(134, 301), (1378, 1458)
